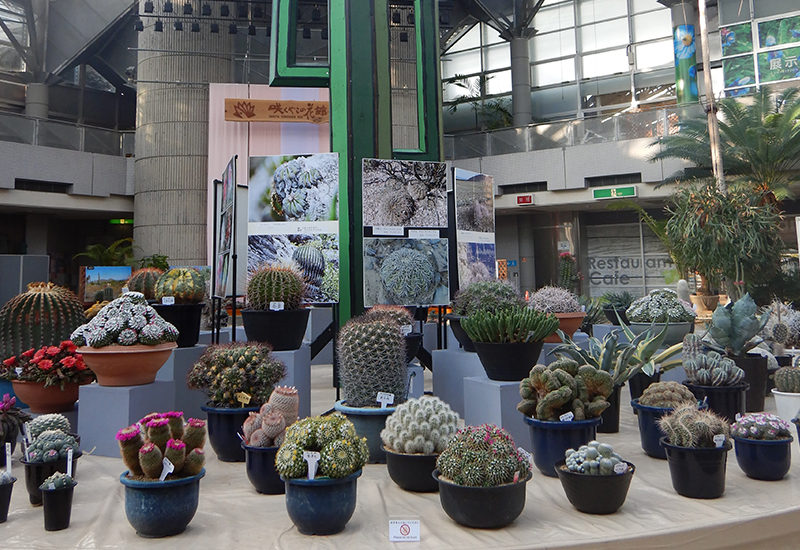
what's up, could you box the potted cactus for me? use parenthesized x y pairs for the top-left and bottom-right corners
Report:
(658, 405), (731, 499)
(116, 411), (207, 537)
(335, 313), (408, 463)
(241, 263), (310, 351)
(529, 286), (586, 343)
(771, 363), (800, 424)
(276, 414), (368, 535)
(241, 385), (299, 494)
(125, 267), (165, 300)
(0, 393), (31, 468)
(461, 306), (559, 381)
(683, 333), (747, 422)
(630, 381), (700, 458)
(625, 288), (696, 345)
(446, 280), (526, 352)
(433, 424), (532, 528)
(601, 291), (635, 325)
(555, 441), (635, 514)
(364, 305), (420, 364)
(20, 416), (81, 506)
(730, 413), (793, 481)
(381, 396), (460, 492)
(70, 292), (178, 386)
(518, 357), (613, 476)
(0, 469), (14, 523)
(152, 267), (206, 348)
(39, 472), (76, 531)
(188, 342), (286, 462)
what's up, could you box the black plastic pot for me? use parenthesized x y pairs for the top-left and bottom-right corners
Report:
(201, 404), (258, 462)
(21, 451), (82, 506)
(472, 341), (544, 381)
(433, 469), (531, 528)
(684, 381), (748, 422)
(731, 354), (767, 412)
(661, 437), (731, 499)
(384, 447), (439, 493)
(733, 436), (792, 481)
(241, 308), (310, 351)
(445, 314), (475, 352)
(628, 371), (661, 401)
(41, 484), (75, 531)
(152, 303), (204, 348)
(284, 470), (361, 535)
(242, 443), (284, 494)
(555, 459), (634, 514)
(404, 332), (422, 364)
(0, 478), (15, 523)
(524, 416), (601, 477)
(598, 384), (622, 434)
(602, 306), (629, 326)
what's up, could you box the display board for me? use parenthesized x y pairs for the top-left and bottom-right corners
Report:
(80, 266), (132, 304)
(453, 168), (496, 289)
(214, 157), (236, 297)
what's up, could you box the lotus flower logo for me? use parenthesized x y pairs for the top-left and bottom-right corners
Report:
(232, 101), (256, 119)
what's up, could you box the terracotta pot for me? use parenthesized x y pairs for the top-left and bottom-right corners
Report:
(689, 294), (720, 314)
(11, 381), (80, 413)
(544, 312), (586, 343)
(77, 343), (176, 386)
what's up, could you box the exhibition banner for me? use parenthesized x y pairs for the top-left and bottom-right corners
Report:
(453, 168), (496, 289)
(225, 98), (329, 123)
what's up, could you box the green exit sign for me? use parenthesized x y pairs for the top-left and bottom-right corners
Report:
(592, 186), (637, 200)
(109, 218), (134, 225)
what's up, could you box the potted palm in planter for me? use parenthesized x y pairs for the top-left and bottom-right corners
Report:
(20, 418), (81, 506)
(730, 413), (793, 481)
(275, 413), (368, 535)
(116, 411), (207, 537)
(772, 363), (800, 424)
(433, 424), (532, 528)
(518, 357), (613, 476)
(241, 385), (299, 494)
(0, 393), (30, 468)
(555, 441), (634, 514)
(601, 291), (635, 326)
(241, 264), (309, 351)
(631, 381), (699, 458)
(683, 345), (747, 422)
(39, 472), (76, 531)
(529, 286), (585, 343)
(70, 292), (178, 386)
(188, 342), (286, 462)
(659, 405), (731, 499)
(152, 267), (206, 348)
(446, 280), (526, 352)
(0, 470), (14, 523)
(462, 307), (559, 381)
(381, 396), (460, 493)
(625, 288), (696, 345)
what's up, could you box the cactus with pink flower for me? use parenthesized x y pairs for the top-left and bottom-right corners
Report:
(730, 413), (792, 441)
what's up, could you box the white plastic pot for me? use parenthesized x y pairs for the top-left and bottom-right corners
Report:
(771, 389), (800, 424)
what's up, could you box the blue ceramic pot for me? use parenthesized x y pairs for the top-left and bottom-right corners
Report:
(283, 470), (361, 535)
(202, 404), (258, 462)
(523, 416), (601, 477)
(242, 443), (284, 494)
(334, 401), (394, 463)
(119, 469), (205, 537)
(733, 436), (792, 481)
(630, 399), (671, 459)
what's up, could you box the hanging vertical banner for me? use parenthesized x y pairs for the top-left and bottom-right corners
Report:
(673, 24), (698, 104)
(215, 157), (236, 297)
(453, 168), (496, 289)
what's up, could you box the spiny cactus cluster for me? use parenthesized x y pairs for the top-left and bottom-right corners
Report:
(25, 431), (79, 463)
(530, 285), (581, 314)
(242, 386), (299, 447)
(154, 268), (206, 304)
(292, 244), (326, 288)
(187, 343), (287, 408)
(436, 424), (530, 487)
(564, 441), (627, 475)
(116, 412), (206, 480)
(731, 413), (792, 441)
(379, 248), (437, 305)
(557, 253), (578, 291)
(338, 316), (407, 408)
(275, 413), (368, 479)
(638, 381), (697, 408)
(70, 292), (178, 348)
(0, 282), (86, 360)
(517, 358), (613, 421)
(684, 351), (745, 386)
(707, 294), (768, 356)
(682, 333), (704, 363)
(762, 301), (800, 348)
(462, 306), (559, 344)
(247, 264), (307, 311)
(381, 396), (460, 454)
(364, 305), (414, 328)
(267, 156), (337, 221)
(658, 404), (730, 447)
(625, 288), (696, 323)
(451, 280), (526, 316)
(28, 414), (71, 439)
(774, 365), (800, 393)
(126, 268), (165, 300)
(39, 472), (76, 491)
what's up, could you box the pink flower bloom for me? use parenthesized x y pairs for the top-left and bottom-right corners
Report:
(146, 417), (170, 428)
(139, 442), (156, 454)
(162, 411), (184, 418)
(187, 418), (206, 428)
(116, 425), (141, 441)
(166, 439), (186, 450)
(45, 346), (60, 357)
(38, 359), (53, 371)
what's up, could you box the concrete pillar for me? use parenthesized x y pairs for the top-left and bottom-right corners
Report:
(510, 37), (531, 127)
(659, 0), (699, 104)
(25, 214), (47, 254)
(134, 1), (232, 265)
(25, 83), (49, 118)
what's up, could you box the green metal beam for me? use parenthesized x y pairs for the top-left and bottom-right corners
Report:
(269, 0), (329, 87)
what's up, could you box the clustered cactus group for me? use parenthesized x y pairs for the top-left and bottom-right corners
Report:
(247, 264), (307, 311)
(684, 351), (745, 386)
(379, 248), (438, 305)
(564, 441), (627, 475)
(517, 358), (613, 421)
(731, 413), (792, 441)
(266, 156), (336, 221)
(0, 393), (31, 452)
(154, 267), (206, 304)
(658, 405), (730, 448)
(116, 411), (206, 480)
(625, 288), (696, 323)
(29, 413), (72, 438)
(126, 268), (165, 300)
(529, 286), (582, 314)
(70, 292), (179, 348)
(25, 425), (80, 464)
(451, 280), (526, 317)
(242, 386), (299, 447)
(381, 396), (460, 455)
(774, 365), (800, 393)
(436, 424), (530, 487)
(39, 472), (76, 491)
(462, 307), (559, 344)
(637, 381), (697, 409)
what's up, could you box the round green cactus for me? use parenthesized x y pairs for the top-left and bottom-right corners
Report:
(39, 472), (76, 490)
(126, 268), (165, 300)
(451, 280), (526, 316)
(379, 248), (436, 305)
(638, 381), (697, 408)
(565, 441), (628, 475)
(381, 396), (460, 454)
(26, 430), (79, 462)
(246, 264), (307, 311)
(774, 366), (800, 393)
(292, 244), (325, 287)
(684, 351), (745, 386)
(363, 304), (413, 327)
(28, 413), (71, 439)
(154, 267), (205, 304)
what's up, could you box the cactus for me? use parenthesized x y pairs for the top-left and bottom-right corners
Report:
(774, 366), (800, 393)
(116, 424), (145, 475)
(126, 268), (165, 300)
(84, 301), (109, 320)
(363, 305), (414, 327)
(0, 393), (31, 445)
(638, 381), (697, 408)
(436, 424), (530, 487)
(451, 280), (526, 316)
(657, 404), (730, 447)
(682, 333), (703, 364)
(146, 417), (171, 453)
(684, 351), (745, 386)
(182, 418), (206, 451)
(39, 472), (76, 491)
(246, 264), (307, 311)
(321, 264), (339, 302)
(138, 442), (163, 478)
(292, 244), (325, 288)
(731, 413), (792, 440)
(564, 441), (628, 475)
(625, 288), (696, 323)
(379, 248), (437, 305)
(337, 316), (407, 407)
(557, 253), (577, 290)
(162, 410), (185, 440)
(164, 439), (187, 471)
(25, 430), (79, 462)
(531, 285), (581, 314)
(379, 192), (416, 225)
(381, 396), (460, 454)
(28, 413), (71, 438)
(154, 267), (205, 304)
(241, 386), (299, 448)
(0, 282), (86, 360)
(266, 156), (337, 221)
(462, 306), (559, 344)
(772, 322), (789, 345)
(183, 448), (205, 476)
(707, 294), (768, 356)
(267, 385), (299, 428)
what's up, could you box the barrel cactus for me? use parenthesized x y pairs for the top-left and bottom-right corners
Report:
(451, 280), (526, 316)
(684, 351), (745, 386)
(154, 268), (205, 304)
(564, 441), (628, 475)
(39, 472), (76, 490)
(638, 381), (697, 408)
(658, 404), (730, 447)
(381, 396), (460, 454)
(292, 244), (325, 288)
(682, 333), (703, 364)
(363, 304), (413, 327)
(0, 282), (86, 360)
(246, 264), (307, 311)
(774, 366), (800, 393)
(28, 413), (71, 438)
(126, 268), (165, 300)
(379, 248), (436, 305)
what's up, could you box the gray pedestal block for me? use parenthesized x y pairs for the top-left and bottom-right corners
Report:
(156, 345), (208, 420)
(464, 375), (531, 450)
(407, 364), (424, 399)
(198, 326), (247, 345)
(421, 322), (439, 352)
(78, 381), (174, 457)
(274, 345), (311, 419)
(432, 349), (485, 417)
(305, 307), (333, 365)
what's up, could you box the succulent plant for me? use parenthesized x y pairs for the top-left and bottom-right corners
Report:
(25, 430), (79, 462)
(774, 366), (800, 393)
(0, 393), (31, 444)
(246, 264), (307, 311)
(39, 472), (76, 490)
(530, 286), (582, 314)
(126, 268), (165, 300)
(731, 413), (792, 440)
(564, 441), (628, 475)
(462, 306), (559, 344)
(292, 244), (326, 288)
(601, 291), (636, 310)
(0, 282), (86, 360)
(242, 385), (299, 448)
(321, 264), (339, 302)
(379, 248), (437, 305)
(706, 294), (768, 357)
(451, 280), (526, 316)
(338, 316), (407, 407)
(187, 343), (287, 408)
(684, 351), (745, 386)
(363, 305), (414, 328)
(436, 424), (530, 487)
(517, 358), (614, 421)
(762, 302), (800, 348)
(266, 156), (337, 221)
(638, 381), (697, 408)
(557, 252), (578, 290)
(154, 267), (206, 304)
(379, 192), (416, 225)
(658, 404), (730, 447)
(28, 414), (71, 439)
(682, 333), (704, 364)
(625, 288), (696, 323)
(381, 396), (460, 454)
(84, 301), (109, 320)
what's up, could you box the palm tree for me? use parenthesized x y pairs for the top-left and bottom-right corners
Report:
(73, 238), (134, 266)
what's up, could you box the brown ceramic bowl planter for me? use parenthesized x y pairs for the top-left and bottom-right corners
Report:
(544, 312), (586, 343)
(78, 343), (176, 386)
(10, 381), (81, 413)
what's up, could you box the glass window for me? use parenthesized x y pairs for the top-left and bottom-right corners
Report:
(482, 23), (504, 46)
(531, 29), (576, 61)
(581, 48), (630, 78)
(632, 10), (672, 42)
(532, 84), (579, 120)
(449, 24), (481, 52)
(581, 75), (631, 109)
(580, 18), (630, 52)
(486, 70), (512, 95)
(443, 75), (481, 102)
(718, 0), (750, 24)
(753, 0), (798, 19)
(483, 42), (510, 71)
(441, 49), (481, 79)
(635, 39), (673, 70)
(632, 0), (664, 14)
(534, 2), (575, 33)
(578, 0), (627, 24)
(532, 58), (576, 87)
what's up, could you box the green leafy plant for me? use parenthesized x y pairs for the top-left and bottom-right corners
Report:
(461, 307), (559, 344)
(601, 291), (636, 310)
(73, 238), (134, 266)
(136, 254), (170, 271)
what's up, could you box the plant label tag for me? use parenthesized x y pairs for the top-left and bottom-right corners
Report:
(613, 462), (627, 474)
(5, 442), (11, 477)
(269, 301), (284, 311)
(159, 457), (175, 481)
(372, 225), (405, 236)
(713, 434), (726, 448)
(161, 296), (175, 305)
(377, 392), (395, 409)
(559, 412), (574, 422)
(66, 449), (73, 477)
(121, 287), (129, 294)
(408, 229), (440, 239)
(389, 519), (420, 542)
(408, 371), (415, 396)
(517, 447), (534, 470)
(303, 450), (321, 480)
(23, 422), (32, 444)
(235, 392), (252, 407)
(401, 324), (413, 336)
(15, 367), (22, 376)
(735, 413), (742, 421)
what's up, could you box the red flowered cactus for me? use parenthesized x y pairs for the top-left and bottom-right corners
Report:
(0, 340), (94, 390)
